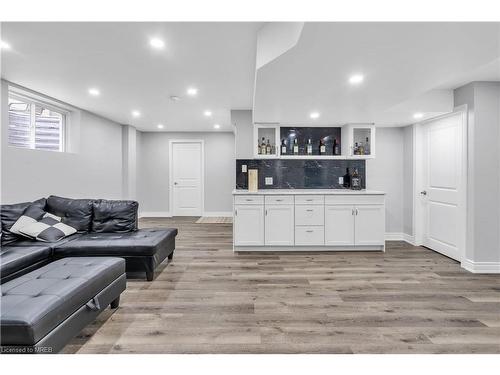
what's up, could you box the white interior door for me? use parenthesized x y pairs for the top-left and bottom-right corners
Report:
(171, 141), (203, 216)
(421, 112), (465, 261)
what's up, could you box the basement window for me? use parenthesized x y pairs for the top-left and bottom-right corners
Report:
(8, 92), (67, 152)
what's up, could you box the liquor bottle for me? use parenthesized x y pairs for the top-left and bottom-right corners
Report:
(333, 138), (340, 155)
(354, 142), (359, 155)
(351, 168), (362, 190)
(319, 138), (326, 155)
(359, 142), (365, 155)
(343, 168), (351, 188)
(266, 139), (271, 155)
(261, 137), (266, 155)
(307, 138), (312, 155)
(293, 138), (299, 155)
(281, 139), (287, 155)
(257, 140), (261, 155)
(364, 137), (370, 155)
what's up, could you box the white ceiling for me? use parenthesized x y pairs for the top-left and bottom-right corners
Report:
(254, 22), (500, 126)
(1, 22), (499, 131)
(1, 22), (261, 132)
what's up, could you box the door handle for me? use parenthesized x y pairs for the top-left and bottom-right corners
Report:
(420, 191), (427, 196)
(355, 208), (359, 215)
(265, 209), (268, 216)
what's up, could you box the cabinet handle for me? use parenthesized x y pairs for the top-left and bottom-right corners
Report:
(352, 208), (355, 215)
(306, 209), (314, 212)
(276, 199), (283, 202)
(265, 209), (268, 216)
(356, 208), (359, 215)
(235, 209), (237, 216)
(306, 199), (313, 202)
(306, 230), (314, 233)
(245, 199), (253, 201)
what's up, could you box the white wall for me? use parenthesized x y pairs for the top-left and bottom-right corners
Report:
(366, 127), (405, 235)
(122, 125), (137, 200)
(1, 81), (124, 204)
(454, 81), (500, 266)
(232, 109), (254, 159)
(138, 131), (235, 215)
(402, 125), (414, 236)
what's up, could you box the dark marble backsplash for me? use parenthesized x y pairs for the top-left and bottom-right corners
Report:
(236, 159), (366, 189)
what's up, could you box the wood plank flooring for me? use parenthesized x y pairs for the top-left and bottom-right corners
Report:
(63, 217), (500, 354)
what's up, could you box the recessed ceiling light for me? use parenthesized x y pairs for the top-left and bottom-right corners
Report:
(413, 113), (424, 119)
(88, 88), (100, 96)
(157, 124), (164, 129)
(213, 124), (220, 129)
(310, 112), (320, 119)
(187, 87), (198, 96)
(349, 74), (364, 85)
(0, 40), (11, 50)
(149, 38), (165, 50)
(132, 110), (141, 118)
(204, 110), (212, 117)
(170, 95), (180, 102)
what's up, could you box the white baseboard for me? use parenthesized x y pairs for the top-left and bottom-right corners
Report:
(202, 211), (233, 217)
(403, 233), (417, 246)
(385, 232), (416, 245)
(139, 211), (172, 218)
(461, 259), (500, 274)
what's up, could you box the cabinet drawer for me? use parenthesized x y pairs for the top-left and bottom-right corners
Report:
(324, 194), (384, 205)
(234, 195), (264, 205)
(295, 226), (325, 246)
(265, 195), (294, 205)
(295, 195), (324, 205)
(295, 205), (324, 226)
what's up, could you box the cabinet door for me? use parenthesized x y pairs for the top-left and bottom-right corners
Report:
(234, 205), (264, 246)
(325, 205), (355, 245)
(355, 205), (385, 245)
(265, 205), (294, 245)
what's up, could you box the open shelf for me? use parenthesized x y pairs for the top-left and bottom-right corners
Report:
(253, 123), (376, 160)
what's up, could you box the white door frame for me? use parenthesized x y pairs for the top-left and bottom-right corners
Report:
(413, 105), (468, 263)
(168, 139), (205, 216)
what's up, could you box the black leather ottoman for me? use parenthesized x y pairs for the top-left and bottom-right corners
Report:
(0, 257), (126, 354)
(53, 228), (178, 281)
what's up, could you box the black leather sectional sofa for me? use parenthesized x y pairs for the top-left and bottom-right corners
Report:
(0, 195), (177, 353)
(1, 195), (178, 282)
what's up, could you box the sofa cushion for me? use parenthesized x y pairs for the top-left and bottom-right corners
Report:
(0, 245), (52, 281)
(1, 198), (46, 246)
(54, 228), (178, 257)
(19, 215), (77, 243)
(46, 195), (93, 232)
(92, 199), (138, 233)
(0, 257), (125, 346)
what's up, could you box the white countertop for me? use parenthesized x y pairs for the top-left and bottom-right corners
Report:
(232, 189), (385, 195)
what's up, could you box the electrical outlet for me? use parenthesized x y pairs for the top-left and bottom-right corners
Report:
(265, 177), (273, 185)
(338, 176), (344, 185)
(242, 164), (247, 173)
